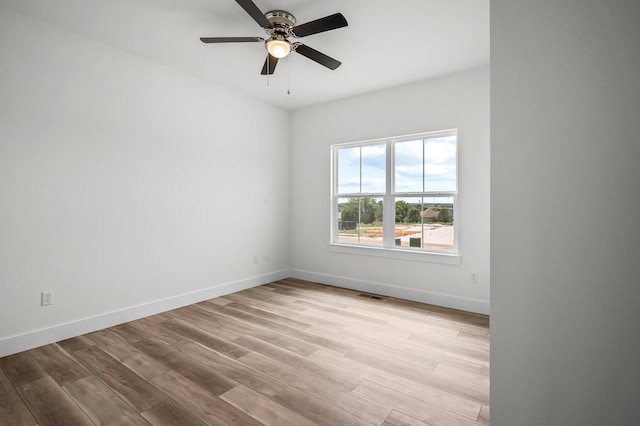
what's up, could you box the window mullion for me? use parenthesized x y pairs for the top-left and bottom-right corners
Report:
(358, 148), (362, 244)
(383, 141), (394, 247)
(331, 148), (338, 243)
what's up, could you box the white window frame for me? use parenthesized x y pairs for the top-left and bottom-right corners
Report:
(330, 129), (460, 265)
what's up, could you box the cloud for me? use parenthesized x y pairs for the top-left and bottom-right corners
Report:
(338, 144), (386, 194)
(426, 164), (456, 178)
(361, 144), (386, 170)
(425, 138), (456, 164)
(395, 137), (456, 166)
(338, 136), (456, 194)
(361, 176), (385, 193)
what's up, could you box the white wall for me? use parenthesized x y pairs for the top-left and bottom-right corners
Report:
(492, 0), (640, 423)
(290, 67), (490, 313)
(0, 7), (290, 355)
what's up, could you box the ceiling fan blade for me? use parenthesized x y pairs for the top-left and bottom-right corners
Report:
(260, 54), (279, 75)
(235, 0), (272, 29)
(295, 44), (341, 70)
(200, 37), (264, 43)
(292, 13), (348, 38)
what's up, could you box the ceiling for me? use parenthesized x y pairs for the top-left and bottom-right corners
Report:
(0, 0), (489, 110)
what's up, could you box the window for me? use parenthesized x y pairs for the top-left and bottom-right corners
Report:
(331, 129), (459, 264)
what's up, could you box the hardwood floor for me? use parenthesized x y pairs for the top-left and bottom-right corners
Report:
(0, 279), (490, 425)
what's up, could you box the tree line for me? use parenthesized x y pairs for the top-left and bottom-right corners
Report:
(339, 198), (453, 225)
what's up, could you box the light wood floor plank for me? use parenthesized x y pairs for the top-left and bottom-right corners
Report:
(169, 304), (249, 342)
(85, 329), (169, 380)
(72, 346), (168, 412)
(309, 349), (482, 420)
(308, 321), (485, 374)
(292, 300), (389, 327)
(238, 351), (391, 425)
(176, 340), (286, 397)
(0, 279), (489, 425)
(272, 386), (376, 426)
(202, 300), (353, 354)
(234, 285), (311, 312)
(140, 399), (208, 426)
(346, 348), (439, 381)
(150, 369), (263, 426)
(127, 317), (186, 346)
(16, 376), (93, 426)
(56, 336), (95, 353)
(481, 363), (490, 377)
(132, 338), (238, 396)
(243, 327), (320, 357)
(141, 399), (208, 426)
(408, 333), (490, 363)
(0, 352), (48, 388)
(433, 362), (490, 389)
(383, 410), (432, 426)
(354, 379), (483, 426)
(200, 302), (312, 337)
(225, 301), (313, 330)
(234, 334), (362, 390)
(109, 323), (147, 343)
(63, 375), (150, 425)
(0, 367), (37, 425)
(220, 385), (318, 426)
(162, 317), (250, 359)
(29, 344), (91, 387)
(478, 404), (490, 425)
(219, 291), (348, 332)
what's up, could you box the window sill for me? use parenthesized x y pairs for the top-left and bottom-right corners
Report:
(329, 243), (461, 265)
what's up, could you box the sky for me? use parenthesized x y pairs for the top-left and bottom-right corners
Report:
(337, 134), (457, 196)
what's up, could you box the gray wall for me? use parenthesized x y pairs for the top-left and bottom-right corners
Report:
(491, 0), (640, 423)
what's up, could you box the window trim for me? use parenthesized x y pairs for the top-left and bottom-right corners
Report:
(330, 129), (460, 265)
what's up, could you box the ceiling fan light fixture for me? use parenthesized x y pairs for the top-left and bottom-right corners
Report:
(266, 37), (291, 58)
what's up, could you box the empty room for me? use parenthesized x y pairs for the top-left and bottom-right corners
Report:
(2, 0), (639, 425)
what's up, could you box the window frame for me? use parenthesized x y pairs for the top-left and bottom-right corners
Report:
(330, 129), (460, 265)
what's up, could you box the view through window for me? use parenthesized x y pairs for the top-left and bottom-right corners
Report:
(332, 130), (457, 255)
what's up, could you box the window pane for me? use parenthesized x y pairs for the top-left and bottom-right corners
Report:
(337, 147), (360, 194)
(333, 130), (457, 255)
(394, 196), (454, 251)
(424, 135), (457, 192)
(395, 135), (457, 193)
(338, 144), (386, 194)
(336, 197), (383, 246)
(360, 144), (386, 193)
(395, 140), (423, 192)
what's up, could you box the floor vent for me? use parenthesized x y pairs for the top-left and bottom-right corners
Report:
(359, 293), (385, 300)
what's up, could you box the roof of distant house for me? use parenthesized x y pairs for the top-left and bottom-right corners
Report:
(422, 208), (440, 219)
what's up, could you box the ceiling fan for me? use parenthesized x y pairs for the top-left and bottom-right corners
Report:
(200, 0), (348, 75)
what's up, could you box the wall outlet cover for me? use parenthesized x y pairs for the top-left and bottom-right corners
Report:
(41, 291), (54, 306)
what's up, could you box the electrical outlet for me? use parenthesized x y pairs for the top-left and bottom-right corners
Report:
(41, 291), (54, 306)
(252, 255), (258, 265)
(471, 273), (479, 284)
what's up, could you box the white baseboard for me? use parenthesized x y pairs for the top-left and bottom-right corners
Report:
(1, 268), (488, 357)
(0, 270), (289, 358)
(289, 269), (490, 315)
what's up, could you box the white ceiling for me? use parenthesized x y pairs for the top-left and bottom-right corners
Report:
(1, 0), (489, 110)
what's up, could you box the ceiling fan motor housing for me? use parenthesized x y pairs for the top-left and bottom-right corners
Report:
(265, 10), (296, 36)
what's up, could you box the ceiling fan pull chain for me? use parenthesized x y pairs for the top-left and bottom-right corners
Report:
(287, 64), (291, 95)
